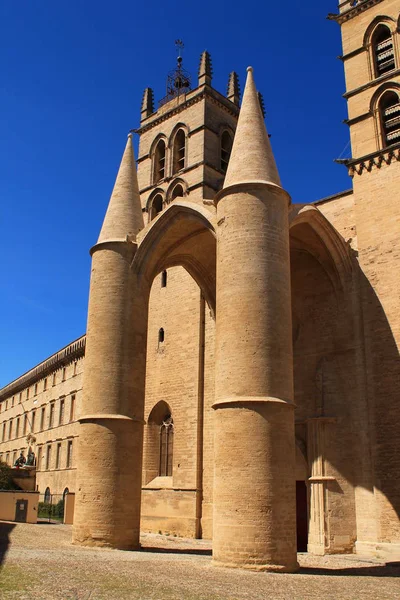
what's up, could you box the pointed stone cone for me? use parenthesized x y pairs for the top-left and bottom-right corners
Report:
(224, 67), (281, 189)
(227, 71), (240, 106)
(198, 50), (212, 86)
(98, 134), (144, 244)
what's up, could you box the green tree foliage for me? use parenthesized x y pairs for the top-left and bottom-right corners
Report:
(0, 460), (20, 490)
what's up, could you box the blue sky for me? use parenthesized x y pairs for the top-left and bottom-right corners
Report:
(0, 1), (350, 386)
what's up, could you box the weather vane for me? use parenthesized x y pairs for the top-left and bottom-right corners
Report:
(175, 39), (184, 61)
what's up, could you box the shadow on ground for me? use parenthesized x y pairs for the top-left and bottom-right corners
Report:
(300, 563), (400, 578)
(0, 522), (16, 567)
(141, 546), (212, 556)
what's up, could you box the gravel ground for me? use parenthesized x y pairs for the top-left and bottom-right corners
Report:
(0, 522), (399, 599)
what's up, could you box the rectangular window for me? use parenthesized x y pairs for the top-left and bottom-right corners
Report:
(19, 393), (22, 404)
(73, 362), (77, 376)
(23, 414), (28, 436)
(44, 378), (47, 391)
(70, 394), (76, 422)
(40, 407), (45, 431)
(49, 403), (55, 428)
(2, 422), (6, 442)
(26, 388), (29, 400)
(66, 440), (73, 468)
(34, 383), (38, 396)
(5, 400), (8, 410)
(62, 367), (66, 381)
(46, 445), (51, 470)
(36, 446), (42, 470)
(12, 451), (17, 465)
(6, 453), (9, 465)
(59, 398), (65, 425)
(15, 417), (20, 438)
(31, 410), (36, 433)
(56, 443), (62, 469)
(8, 420), (12, 440)
(11, 396), (15, 407)
(52, 373), (56, 386)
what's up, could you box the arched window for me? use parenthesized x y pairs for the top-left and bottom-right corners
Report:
(172, 129), (186, 174)
(159, 415), (174, 477)
(372, 25), (395, 78)
(144, 401), (174, 484)
(153, 139), (166, 183)
(63, 487), (69, 500)
(44, 487), (51, 503)
(379, 90), (400, 146)
(161, 270), (167, 288)
(150, 194), (163, 221)
(221, 131), (233, 172)
(170, 184), (184, 200)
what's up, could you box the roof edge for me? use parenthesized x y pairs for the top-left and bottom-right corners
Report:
(0, 335), (86, 402)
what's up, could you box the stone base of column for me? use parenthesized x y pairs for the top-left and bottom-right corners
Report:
(212, 398), (297, 572)
(72, 416), (144, 550)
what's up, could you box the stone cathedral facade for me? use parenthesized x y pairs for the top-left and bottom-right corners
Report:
(1, 0), (400, 570)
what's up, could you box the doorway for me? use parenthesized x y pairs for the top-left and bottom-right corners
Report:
(296, 481), (308, 552)
(15, 499), (28, 523)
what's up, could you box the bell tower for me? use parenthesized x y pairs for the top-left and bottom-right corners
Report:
(135, 46), (240, 223)
(330, 0), (400, 555)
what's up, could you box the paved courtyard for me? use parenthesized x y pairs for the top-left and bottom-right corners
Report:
(0, 522), (399, 599)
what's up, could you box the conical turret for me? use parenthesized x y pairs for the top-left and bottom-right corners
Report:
(224, 67), (281, 189)
(98, 134), (144, 244)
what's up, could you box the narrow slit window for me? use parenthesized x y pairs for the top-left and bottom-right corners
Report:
(153, 139), (166, 183)
(173, 129), (186, 173)
(158, 328), (165, 344)
(221, 131), (233, 173)
(46, 445), (51, 471)
(67, 440), (73, 468)
(40, 407), (45, 431)
(70, 394), (76, 422)
(159, 415), (174, 477)
(161, 270), (167, 288)
(56, 443), (62, 469)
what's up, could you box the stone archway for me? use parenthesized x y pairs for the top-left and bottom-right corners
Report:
(289, 206), (357, 556)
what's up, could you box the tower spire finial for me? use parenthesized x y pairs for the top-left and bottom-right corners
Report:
(198, 50), (212, 86)
(227, 71), (240, 106)
(223, 66), (281, 189)
(97, 134), (144, 244)
(141, 87), (154, 121)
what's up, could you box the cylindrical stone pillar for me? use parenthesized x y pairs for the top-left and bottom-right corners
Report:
(72, 240), (148, 549)
(213, 183), (298, 571)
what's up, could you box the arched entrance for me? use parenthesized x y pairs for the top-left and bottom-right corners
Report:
(290, 206), (355, 555)
(134, 201), (217, 539)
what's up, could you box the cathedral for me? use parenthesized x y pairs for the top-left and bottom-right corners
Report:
(0, 0), (399, 571)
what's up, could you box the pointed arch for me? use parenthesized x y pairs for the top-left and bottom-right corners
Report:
(370, 83), (400, 148)
(169, 124), (189, 175)
(150, 133), (168, 185)
(133, 201), (216, 315)
(166, 178), (188, 203)
(363, 16), (396, 80)
(144, 401), (174, 483)
(146, 188), (166, 222)
(289, 206), (353, 293)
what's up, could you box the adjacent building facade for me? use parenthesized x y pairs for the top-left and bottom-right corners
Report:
(1, 0), (399, 569)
